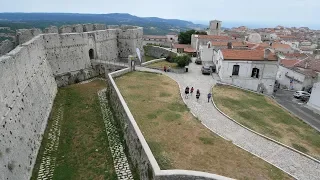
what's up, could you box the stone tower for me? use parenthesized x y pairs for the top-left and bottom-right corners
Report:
(208, 20), (222, 35)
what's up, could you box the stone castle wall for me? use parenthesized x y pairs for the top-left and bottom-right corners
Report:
(0, 36), (57, 180)
(0, 24), (143, 180)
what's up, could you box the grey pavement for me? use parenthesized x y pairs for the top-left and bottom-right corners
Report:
(274, 89), (320, 132)
(137, 60), (320, 180)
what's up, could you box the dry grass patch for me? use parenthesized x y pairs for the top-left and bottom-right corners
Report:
(115, 71), (292, 180)
(213, 85), (320, 159)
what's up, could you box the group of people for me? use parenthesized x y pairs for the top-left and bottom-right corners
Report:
(184, 86), (212, 102)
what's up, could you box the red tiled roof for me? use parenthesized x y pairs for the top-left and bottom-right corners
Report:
(283, 53), (308, 59)
(173, 44), (190, 49)
(222, 49), (278, 61)
(143, 35), (167, 39)
(210, 41), (248, 47)
(295, 58), (320, 73)
(280, 59), (302, 68)
(184, 47), (196, 53)
(272, 43), (291, 49)
(196, 35), (233, 40)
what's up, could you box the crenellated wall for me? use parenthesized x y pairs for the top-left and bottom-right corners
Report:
(0, 24), (143, 180)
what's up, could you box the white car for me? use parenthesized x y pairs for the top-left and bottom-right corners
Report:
(293, 91), (310, 99)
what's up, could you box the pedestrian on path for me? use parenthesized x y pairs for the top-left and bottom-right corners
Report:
(185, 86), (190, 98)
(190, 87), (194, 96)
(207, 92), (212, 102)
(196, 89), (200, 101)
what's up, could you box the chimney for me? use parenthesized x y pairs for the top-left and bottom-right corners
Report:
(264, 49), (271, 60)
(227, 42), (232, 49)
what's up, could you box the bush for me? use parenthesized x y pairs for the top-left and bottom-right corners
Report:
(173, 55), (190, 67)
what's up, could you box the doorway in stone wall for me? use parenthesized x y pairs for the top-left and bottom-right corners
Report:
(89, 49), (94, 59)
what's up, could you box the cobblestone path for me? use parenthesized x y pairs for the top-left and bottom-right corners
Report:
(137, 63), (320, 180)
(36, 104), (63, 180)
(98, 89), (134, 180)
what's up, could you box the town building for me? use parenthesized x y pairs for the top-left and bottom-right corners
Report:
(271, 43), (294, 53)
(143, 33), (178, 47)
(191, 34), (235, 51)
(207, 20), (222, 35)
(308, 82), (320, 111)
(212, 48), (279, 94)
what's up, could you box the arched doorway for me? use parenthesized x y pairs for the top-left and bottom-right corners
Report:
(89, 49), (94, 60)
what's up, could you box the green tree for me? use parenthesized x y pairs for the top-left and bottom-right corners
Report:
(178, 30), (207, 44)
(173, 55), (191, 67)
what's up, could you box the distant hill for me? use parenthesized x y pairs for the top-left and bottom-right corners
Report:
(0, 13), (207, 35)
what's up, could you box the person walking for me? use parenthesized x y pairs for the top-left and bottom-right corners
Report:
(185, 86), (190, 99)
(190, 87), (194, 96)
(207, 92), (212, 103)
(196, 89), (200, 101)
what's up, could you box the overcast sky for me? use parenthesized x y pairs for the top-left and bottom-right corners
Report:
(1, 0), (319, 28)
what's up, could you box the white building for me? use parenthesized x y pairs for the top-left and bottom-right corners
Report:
(308, 82), (320, 111)
(276, 58), (320, 91)
(212, 48), (279, 94)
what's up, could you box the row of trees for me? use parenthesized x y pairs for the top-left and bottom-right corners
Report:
(178, 30), (207, 44)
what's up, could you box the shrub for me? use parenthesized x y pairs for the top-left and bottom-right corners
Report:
(173, 55), (190, 67)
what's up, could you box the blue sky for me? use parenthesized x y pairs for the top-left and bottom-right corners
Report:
(1, 0), (319, 29)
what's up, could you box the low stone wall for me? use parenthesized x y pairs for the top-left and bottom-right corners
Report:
(144, 45), (177, 59)
(106, 67), (233, 180)
(141, 58), (165, 66)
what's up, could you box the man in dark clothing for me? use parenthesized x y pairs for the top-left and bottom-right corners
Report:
(185, 86), (190, 98)
(196, 89), (200, 101)
(207, 93), (212, 102)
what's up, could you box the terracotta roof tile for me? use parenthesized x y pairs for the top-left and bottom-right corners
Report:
(210, 41), (248, 47)
(295, 58), (320, 72)
(184, 47), (196, 53)
(280, 59), (302, 68)
(222, 49), (278, 61)
(272, 43), (291, 49)
(196, 35), (233, 40)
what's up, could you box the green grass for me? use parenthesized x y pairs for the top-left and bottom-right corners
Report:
(144, 55), (157, 62)
(31, 80), (117, 180)
(213, 85), (320, 159)
(146, 61), (179, 70)
(115, 71), (292, 180)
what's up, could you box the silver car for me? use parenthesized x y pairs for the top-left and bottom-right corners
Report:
(201, 65), (212, 75)
(293, 91), (310, 99)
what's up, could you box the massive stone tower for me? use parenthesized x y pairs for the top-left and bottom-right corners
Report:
(208, 20), (222, 35)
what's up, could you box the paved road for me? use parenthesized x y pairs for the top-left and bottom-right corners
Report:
(275, 89), (320, 132)
(137, 60), (320, 180)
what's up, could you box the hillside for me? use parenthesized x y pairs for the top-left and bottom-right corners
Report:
(0, 13), (207, 35)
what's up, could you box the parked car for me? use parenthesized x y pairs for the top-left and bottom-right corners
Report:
(300, 95), (310, 102)
(195, 58), (202, 65)
(293, 91), (310, 99)
(201, 65), (212, 75)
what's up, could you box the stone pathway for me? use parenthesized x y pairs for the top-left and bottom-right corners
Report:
(137, 62), (320, 180)
(98, 89), (134, 180)
(37, 104), (63, 180)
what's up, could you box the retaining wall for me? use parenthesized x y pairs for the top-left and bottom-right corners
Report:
(144, 45), (176, 58)
(0, 36), (57, 180)
(106, 67), (233, 180)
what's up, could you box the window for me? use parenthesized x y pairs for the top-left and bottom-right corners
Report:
(232, 65), (240, 75)
(251, 68), (260, 78)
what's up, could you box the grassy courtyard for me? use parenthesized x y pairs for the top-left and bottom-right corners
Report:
(144, 55), (157, 62)
(146, 61), (179, 70)
(31, 80), (117, 180)
(115, 71), (292, 180)
(212, 85), (320, 159)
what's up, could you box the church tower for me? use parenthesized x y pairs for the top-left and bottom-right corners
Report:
(208, 20), (222, 35)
